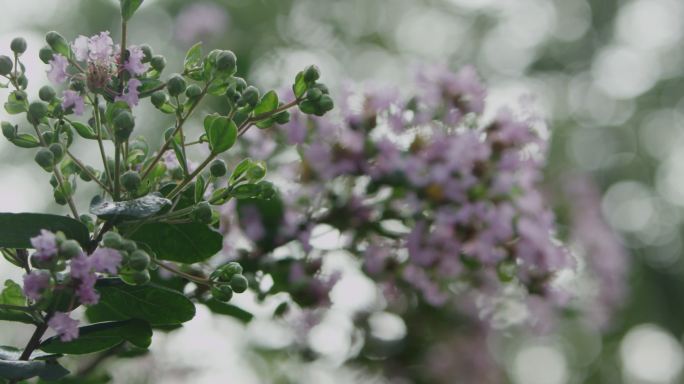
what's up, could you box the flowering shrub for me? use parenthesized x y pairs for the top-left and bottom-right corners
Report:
(0, 1), (626, 382)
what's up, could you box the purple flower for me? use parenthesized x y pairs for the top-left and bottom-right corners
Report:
(47, 54), (69, 84)
(175, 2), (229, 44)
(69, 253), (91, 280)
(48, 312), (79, 342)
(30, 229), (58, 262)
(22, 271), (50, 301)
(89, 247), (122, 274)
(75, 273), (99, 305)
(115, 78), (141, 108)
(87, 32), (115, 63)
(124, 45), (148, 76)
(61, 90), (85, 116)
(71, 35), (89, 62)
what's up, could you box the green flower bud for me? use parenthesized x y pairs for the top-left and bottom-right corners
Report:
(150, 55), (166, 72)
(234, 77), (247, 92)
(121, 269), (150, 285)
(69, 78), (85, 92)
(185, 84), (202, 98)
(0, 55), (13, 76)
(39, 85), (56, 102)
(209, 159), (227, 177)
(192, 202), (213, 224)
(30, 252), (56, 270)
(102, 232), (123, 249)
(318, 95), (334, 113)
(303, 65), (320, 82)
(49, 174), (58, 188)
(215, 50), (237, 74)
(306, 88), (322, 102)
(79, 166), (96, 181)
(10, 37), (27, 54)
(48, 143), (64, 163)
(239, 86), (259, 107)
(313, 83), (330, 95)
(113, 111), (135, 142)
(121, 239), (138, 253)
(45, 31), (69, 57)
(39, 46), (54, 64)
(150, 91), (168, 108)
(216, 262), (243, 282)
(140, 44), (153, 62)
(2, 122), (16, 139)
(35, 148), (55, 172)
(298, 100), (316, 115)
(59, 239), (81, 259)
(27, 102), (48, 125)
(211, 284), (233, 302)
(167, 74), (186, 97)
(274, 111), (290, 124)
(17, 75), (27, 90)
(128, 250), (150, 271)
(230, 274), (248, 293)
(121, 171), (141, 192)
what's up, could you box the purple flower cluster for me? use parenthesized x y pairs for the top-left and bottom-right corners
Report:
(21, 229), (123, 341)
(46, 31), (147, 114)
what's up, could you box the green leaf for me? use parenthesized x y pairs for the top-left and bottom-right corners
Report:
(0, 281), (33, 324)
(86, 278), (195, 326)
(9, 134), (40, 148)
(183, 42), (203, 71)
(230, 184), (261, 199)
(0, 346), (68, 381)
(137, 78), (164, 97)
(120, 0), (144, 21)
(40, 319), (152, 355)
(230, 158), (253, 184)
(4, 92), (28, 115)
(129, 222), (222, 263)
(194, 175), (205, 203)
(70, 121), (98, 140)
(203, 299), (254, 323)
(0, 213), (89, 249)
(255, 118), (275, 129)
(204, 115), (237, 154)
(293, 71), (307, 98)
(89, 194), (171, 221)
(253, 91), (279, 116)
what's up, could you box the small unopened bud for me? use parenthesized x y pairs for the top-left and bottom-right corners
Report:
(238, 86), (259, 107)
(39, 46), (54, 64)
(10, 37), (27, 54)
(211, 284), (233, 302)
(274, 111), (290, 124)
(167, 74), (186, 97)
(318, 95), (334, 113)
(102, 232), (123, 249)
(209, 159), (227, 177)
(215, 50), (237, 74)
(150, 55), (166, 72)
(150, 91), (168, 108)
(230, 274), (248, 293)
(122, 269), (150, 285)
(0, 55), (13, 75)
(140, 44), (153, 62)
(39, 85), (56, 102)
(59, 239), (81, 259)
(45, 31), (70, 57)
(234, 77), (247, 92)
(192, 202), (213, 224)
(128, 250), (150, 271)
(121, 171), (141, 192)
(17, 75), (27, 89)
(216, 262), (243, 282)
(48, 143), (64, 163)
(27, 101), (48, 125)
(185, 84), (202, 98)
(303, 65), (320, 82)
(35, 148), (55, 172)
(113, 111), (135, 142)
(306, 88), (322, 102)
(121, 239), (138, 253)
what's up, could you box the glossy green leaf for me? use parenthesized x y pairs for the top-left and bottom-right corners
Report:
(9, 134), (40, 148)
(253, 90), (279, 116)
(0, 346), (68, 381)
(86, 278), (195, 326)
(40, 319), (152, 355)
(129, 222), (222, 263)
(293, 71), (307, 98)
(204, 115), (237, 154)
(183, 42), (203, 71)
(89, 194), (171, 221)
(70, 121), (98, 140)
(0, 280), (33, 324)
(120, 0), (144, 21)
(203, 299), (254, 323)
(0, 213), (89, 249)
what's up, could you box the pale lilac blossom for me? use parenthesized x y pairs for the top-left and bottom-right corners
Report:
(22, 271), (50, 301)
(61, 90), (85, 116)
(30, 229), (58, 261)
(47, 54), (69, 84)
(48, 312), (79, 342)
